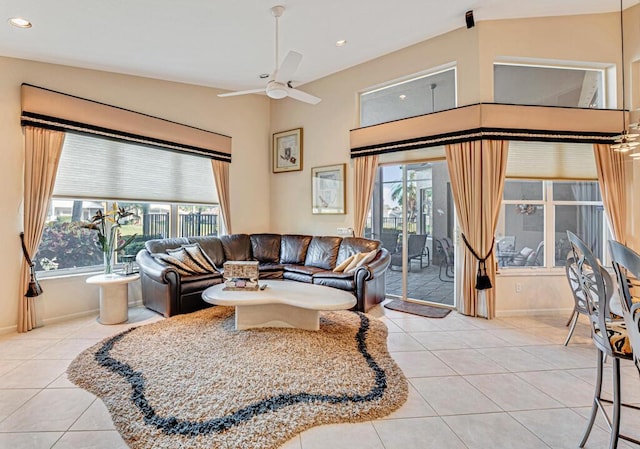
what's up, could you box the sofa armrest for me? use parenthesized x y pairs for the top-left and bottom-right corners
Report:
(352, 248), (390, 312)
(136, 250), (180, 284)
(365, 248), (391, 277)
(136, 249), (182, 317)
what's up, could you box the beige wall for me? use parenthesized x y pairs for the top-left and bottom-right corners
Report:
(0, 56), (271, 332)
(270, 11), (639, 315)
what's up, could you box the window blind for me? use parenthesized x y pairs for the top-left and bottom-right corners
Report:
(53, 132), (217, 204)
(506, 141), (597, 180)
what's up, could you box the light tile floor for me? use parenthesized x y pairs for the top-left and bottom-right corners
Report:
(1, 303), (639, 448)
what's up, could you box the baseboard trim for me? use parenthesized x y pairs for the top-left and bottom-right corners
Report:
(41, 308), (100, 326)
(496, 307), (573, 317)
(1, 300), (146, 336)
(0, 324), (17, 335)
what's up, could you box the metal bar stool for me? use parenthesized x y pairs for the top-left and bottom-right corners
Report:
(567, 232), (638, 449)
(609, 240), (640, 373)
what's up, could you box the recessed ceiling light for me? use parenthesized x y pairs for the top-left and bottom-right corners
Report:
(8, 17), (32, 28)
(335, 39), (347, 47)
(259, 73), (270, 79)
(399, 94), (407, 100)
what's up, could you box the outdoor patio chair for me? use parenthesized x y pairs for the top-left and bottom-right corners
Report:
(507, 243), (541, 267)
(390, 233), (429, 271)
(436, 237), (454, 282)
(380, 231), (400, 254)
(532, 241), (544, 266)
(497, 236), (516, 252)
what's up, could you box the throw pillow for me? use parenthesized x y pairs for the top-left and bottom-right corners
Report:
(153, 250), (199, 276)
(181, 243), (219, 273)
(355, 249), (379, 268)
(344, 252), (367, 273)
(333, 254), (356, 273)
(153, 244), (218, 276)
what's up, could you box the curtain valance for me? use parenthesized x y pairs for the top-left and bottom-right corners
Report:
(20, 84), (232, 162)
(350, 103), (623, 158)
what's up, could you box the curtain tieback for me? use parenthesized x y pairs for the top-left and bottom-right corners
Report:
(461, 233), (494, 290)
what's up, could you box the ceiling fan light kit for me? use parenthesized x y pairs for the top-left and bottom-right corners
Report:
(217, 5), (321, 105)
(266, 81), (288, 99)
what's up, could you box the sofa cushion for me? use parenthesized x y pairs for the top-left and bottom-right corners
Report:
(313, 270), (354, 280)
(250, 234), (281, 263)
(284, 265), (326, 276)
(180, 272), (224, 294)
(220, 234), (252, 261)
(304, 236), (342, 270)
(188, 236), (225, 267)
(312, 272), (356, 292)
(280, 235), (313, 264)
(257, 263), (284, 279)
(283, 271), (312, 283)
(337, 237), (380, 265)
(145, 237), (190, 255)
(258, 262), (285, 272)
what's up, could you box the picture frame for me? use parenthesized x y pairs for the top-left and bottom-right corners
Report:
(272, 128), (303, 173)
(312, 164), (346, 214)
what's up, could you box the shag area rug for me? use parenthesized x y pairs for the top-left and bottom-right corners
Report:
(384, 299), (452, 318)
(67, 307), (407, 449)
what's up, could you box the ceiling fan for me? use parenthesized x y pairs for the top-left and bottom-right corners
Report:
(217, 5), (321, 105)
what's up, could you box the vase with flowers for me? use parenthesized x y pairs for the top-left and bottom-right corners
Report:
(82, 204), (137, 275)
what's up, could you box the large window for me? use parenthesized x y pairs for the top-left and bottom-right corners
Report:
(496, 180), (609, 270)
(494, 63), (606, 109)
(360, 67), (456, 127)
(35, 133), (219, 276)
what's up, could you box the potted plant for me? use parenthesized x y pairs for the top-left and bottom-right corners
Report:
(82, 204), (137, 274)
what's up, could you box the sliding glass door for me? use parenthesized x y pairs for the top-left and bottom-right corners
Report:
(367, 161), (455, 307)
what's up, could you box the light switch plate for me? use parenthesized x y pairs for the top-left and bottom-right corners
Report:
(336, 227), (354, 236)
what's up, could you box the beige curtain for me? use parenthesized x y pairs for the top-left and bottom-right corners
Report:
(593, 144), (627, 244)
(211, 159), (232, 234)
(353, 155), (379, 237)
(19, 127), (65, 332)
(445, 140), (509, 319)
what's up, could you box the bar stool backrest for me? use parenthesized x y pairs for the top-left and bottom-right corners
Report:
(567, 231), (616, 356)
(608, 240), (640, 368)
(566, 255), (589, 317)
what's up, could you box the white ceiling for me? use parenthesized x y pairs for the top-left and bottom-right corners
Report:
(1, 0), (637, 92)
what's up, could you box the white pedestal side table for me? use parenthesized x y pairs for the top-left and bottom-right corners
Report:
(86, 273), (140, 325)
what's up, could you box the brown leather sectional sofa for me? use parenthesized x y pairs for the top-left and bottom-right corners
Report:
(136, 233), (390, 317)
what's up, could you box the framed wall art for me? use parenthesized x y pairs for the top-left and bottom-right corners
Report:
(272, 128), (303, 173)
(312, 164), (346, 214)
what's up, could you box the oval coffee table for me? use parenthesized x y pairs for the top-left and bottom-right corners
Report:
(202, 280), (356, 331)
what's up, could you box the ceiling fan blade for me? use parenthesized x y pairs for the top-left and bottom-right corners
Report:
(217, 88), (265, 98)
(286, 87), (322, 105)
(275, 51), (303, 83)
